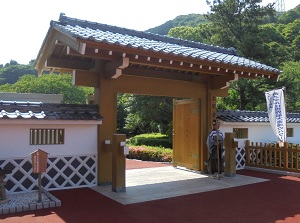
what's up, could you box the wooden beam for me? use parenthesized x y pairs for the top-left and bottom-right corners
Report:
(123, 66), (206, 82)
(54, 28), (86, 54)
(45, 57), (95, 70)
(111, 75), (207, 98)
(105, 57), (129, 79)
(210, 88), (228, 97)
(72, 70), (100, 87)
(35, 30), (61, 76)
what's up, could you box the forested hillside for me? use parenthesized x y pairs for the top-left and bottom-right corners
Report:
(146, 14), (207, 35)
(0, 60), (37, 85)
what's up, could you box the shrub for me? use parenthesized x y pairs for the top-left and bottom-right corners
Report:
(128, 133), (172, 148)
(127, 145), (172, 163)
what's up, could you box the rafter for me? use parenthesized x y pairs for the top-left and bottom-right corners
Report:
(67, 46), (120, 61)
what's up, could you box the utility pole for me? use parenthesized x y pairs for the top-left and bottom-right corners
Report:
(275, 0), (285, 13)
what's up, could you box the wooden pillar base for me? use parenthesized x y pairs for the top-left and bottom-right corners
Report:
(112, 186), (126, 193)
(224, 132), (237, 177)
(98, 181), (112, 186)
(225, 173), (236, 177)
(0, 181), (7, 201)
(112, 134), (126, 193)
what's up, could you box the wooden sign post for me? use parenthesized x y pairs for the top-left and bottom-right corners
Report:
(30, 149), (49, 202)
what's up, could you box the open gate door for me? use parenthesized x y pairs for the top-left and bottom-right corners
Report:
(173, 98), (200, 170)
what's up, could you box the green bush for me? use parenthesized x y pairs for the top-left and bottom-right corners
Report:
(128, 133), (172, 148)
(127, 145), (172, 163)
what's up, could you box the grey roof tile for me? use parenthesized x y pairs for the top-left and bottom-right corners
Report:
(218, 110), (300, 123)
(0, 101), (103, 121)
(51, 13), (280, 74)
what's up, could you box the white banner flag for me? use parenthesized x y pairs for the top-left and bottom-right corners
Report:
(265, 88), (287, 143)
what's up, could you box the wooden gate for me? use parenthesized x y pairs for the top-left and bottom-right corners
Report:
(173, 99), (200, 170)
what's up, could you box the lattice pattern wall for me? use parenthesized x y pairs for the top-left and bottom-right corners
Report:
(222, 146), (245, 170)
(1, 148), (246, 194)
(235, 147), (246, 170)
(0, 154), (97, 193)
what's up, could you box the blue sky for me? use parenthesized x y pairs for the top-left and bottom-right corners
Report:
(0, 0), (298, 65)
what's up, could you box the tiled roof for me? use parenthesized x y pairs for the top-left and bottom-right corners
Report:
(50, 13), (280, 74)
(0, 101), (102, 121)
(218, 110), (300, 123)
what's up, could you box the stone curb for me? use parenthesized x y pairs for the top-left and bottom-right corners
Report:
(0, 188), (61, 215)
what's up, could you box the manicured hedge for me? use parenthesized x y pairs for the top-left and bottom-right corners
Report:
(128, 133), (172, 148)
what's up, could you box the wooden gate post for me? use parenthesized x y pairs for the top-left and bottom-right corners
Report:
(112, 134), (127, 192)
(245, 140), (250, 166)
(284, 142), (289, 170)
(224, 133), (237, 177)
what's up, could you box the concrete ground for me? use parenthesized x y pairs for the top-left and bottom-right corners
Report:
(91, 165), (268, 205)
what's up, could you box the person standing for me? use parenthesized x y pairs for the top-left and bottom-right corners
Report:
(206, 119), (224, 176)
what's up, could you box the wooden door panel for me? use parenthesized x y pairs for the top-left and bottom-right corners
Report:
(173, 99), (200, 170)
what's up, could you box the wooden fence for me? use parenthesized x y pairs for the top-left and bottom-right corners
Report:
(245, 140), (300, 173)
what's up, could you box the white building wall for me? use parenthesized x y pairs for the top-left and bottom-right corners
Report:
(220, 122), (300, 145)
(0, 122), (98, 158)
(286, 123), (300, 145)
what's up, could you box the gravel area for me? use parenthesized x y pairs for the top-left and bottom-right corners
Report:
(0, 189), (61, 215)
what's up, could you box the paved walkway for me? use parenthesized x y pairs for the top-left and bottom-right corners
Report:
(92, 165), (268, 204)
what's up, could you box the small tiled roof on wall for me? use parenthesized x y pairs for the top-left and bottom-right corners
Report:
(0, 101), (103, 121)
(218, 110), (300, 123)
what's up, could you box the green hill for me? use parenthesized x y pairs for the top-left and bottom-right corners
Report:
(146, 14), (207, 35)
(146, 4), (300, 36)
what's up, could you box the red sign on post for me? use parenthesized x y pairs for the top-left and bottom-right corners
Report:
(30, 149), (49, 173)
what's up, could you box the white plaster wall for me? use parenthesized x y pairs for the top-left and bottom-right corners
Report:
(220, 122), (300, 145)
(0, 122), (98, 158)
(286, 123), (300, 145)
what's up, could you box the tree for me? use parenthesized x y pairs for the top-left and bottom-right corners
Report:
(277, 61), (300, 112)
(121, 94), (173, 134)
(0, 74), (93, 104)
(146, 14), (207, 35)
(205, 0), (276, 60)
(168, 23), (213, 44)
(277, 5), (300, 24)
(204, 0), (279, 110)
(0, 61), (37, 84)
(117, 93), (129, 133)
(292, 34), (300, 61)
